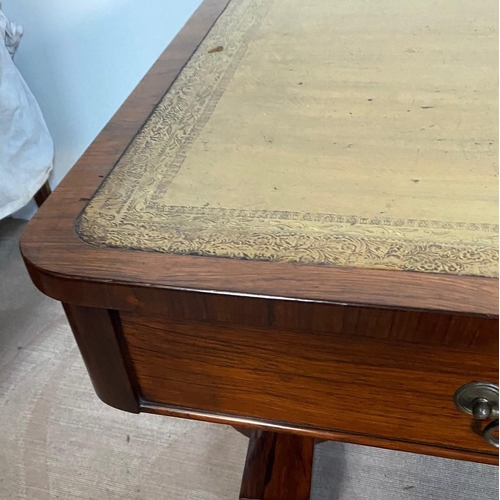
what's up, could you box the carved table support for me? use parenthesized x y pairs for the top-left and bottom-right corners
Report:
(239, 430), (315, 500)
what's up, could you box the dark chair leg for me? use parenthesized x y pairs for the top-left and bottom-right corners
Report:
(240, 430), (315, 500)
(34, 181), (52, 207)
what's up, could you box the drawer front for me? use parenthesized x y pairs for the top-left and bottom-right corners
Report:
(120, 312), (498, 462)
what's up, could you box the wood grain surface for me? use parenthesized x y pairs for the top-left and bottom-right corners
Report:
(28, 286), (499, 351)
(63, 304), (139, 413)
(120, 312), (498, 464)
(239, 431), (314, 500)
(57, 300), (498, 464)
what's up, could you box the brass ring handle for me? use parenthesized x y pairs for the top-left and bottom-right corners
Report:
(483, 420), (499, 449)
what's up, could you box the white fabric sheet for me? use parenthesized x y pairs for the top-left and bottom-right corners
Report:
(0, 10), (53, 219)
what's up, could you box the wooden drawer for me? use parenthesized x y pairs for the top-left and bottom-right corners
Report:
(120, 311), (498, 463)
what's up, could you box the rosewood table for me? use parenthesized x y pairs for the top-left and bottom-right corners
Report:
(21, 0), (499, 497)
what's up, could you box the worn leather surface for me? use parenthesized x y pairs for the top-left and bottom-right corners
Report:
(78, 0), (498, 277)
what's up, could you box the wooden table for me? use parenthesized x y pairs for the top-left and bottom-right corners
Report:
(21, 0), (498, 497)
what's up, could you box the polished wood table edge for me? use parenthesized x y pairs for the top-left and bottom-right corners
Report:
(18, 0), (498, 317)
(140, 401), (499, 465)
(20, 248), (498, 318)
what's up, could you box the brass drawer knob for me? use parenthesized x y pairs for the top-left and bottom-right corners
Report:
(454, 382), (499, 449)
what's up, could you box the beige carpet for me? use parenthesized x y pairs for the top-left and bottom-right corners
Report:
(1, 217), (498, 499)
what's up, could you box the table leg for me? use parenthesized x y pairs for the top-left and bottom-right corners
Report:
(232, 425), (252, 438)
(239, 430), (315, 500)
(34, 181), (52, 207)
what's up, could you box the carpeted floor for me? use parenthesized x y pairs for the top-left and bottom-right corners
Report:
(0, 217), (497, 500)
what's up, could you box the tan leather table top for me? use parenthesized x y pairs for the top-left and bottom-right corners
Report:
(78, 0), (498, 277)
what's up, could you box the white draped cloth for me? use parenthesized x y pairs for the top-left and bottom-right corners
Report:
(0, 10), (53, 219)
